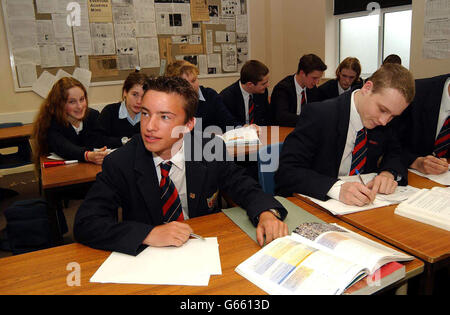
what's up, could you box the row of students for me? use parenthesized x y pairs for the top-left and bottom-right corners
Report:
(31, 59), (448, 254)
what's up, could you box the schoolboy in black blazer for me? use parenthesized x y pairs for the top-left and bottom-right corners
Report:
(317, 57), (363, 102)
(396, 73), (450, 174)
(271, 54), (327, 127)
(220, 60), (271, 126)
(74, 77), (288, 256)
(275, 64), (415, 206)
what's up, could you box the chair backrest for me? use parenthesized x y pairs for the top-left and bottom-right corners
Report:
(0, 122), (31, 169)
(257, 142), (283, 195)
(0, 122), (23, 129)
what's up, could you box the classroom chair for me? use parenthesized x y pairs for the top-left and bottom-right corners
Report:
(0, 123), (32, 200)
(257, 142), (283, 195)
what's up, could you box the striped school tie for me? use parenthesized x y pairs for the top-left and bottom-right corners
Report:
(301, 89), (306, 110)
(160, 162), (184, 222)
(434, 115), (449, 158)
(349, 128), (368, 176)
(249, 94), (255, 125)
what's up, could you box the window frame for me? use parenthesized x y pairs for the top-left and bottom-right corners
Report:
(336, 4), (412, 77)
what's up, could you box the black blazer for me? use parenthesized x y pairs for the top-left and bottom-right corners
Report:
(220, 80), (271, 126)
(98, 102), (140, 148)
(274, 91), (407, 201)
(196, 86), (239, 132)
(271, 75), (320, 127)
(396, 73), (450, 166)
(47, 109), (111, 161)
(74, 133), (287, 256)
(317, 78), (363, 102)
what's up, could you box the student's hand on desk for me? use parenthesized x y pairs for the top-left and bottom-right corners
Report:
(256, 211), (288, 246)
(86, 147), (108, 165)
(339, 182), (375, 206)
(411, 155), (448, 175)
(367, 171), (398, 195)
(143, 221), (193, 247)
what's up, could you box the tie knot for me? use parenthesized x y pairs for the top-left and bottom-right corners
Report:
(160, 162), (172, 175)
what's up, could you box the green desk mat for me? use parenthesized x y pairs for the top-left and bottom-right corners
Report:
(222, 196), (324, 244)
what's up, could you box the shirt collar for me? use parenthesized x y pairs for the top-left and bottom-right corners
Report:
(338, 81), (350, 95)
(239, 80), (251, 99)
(152, 140), (185, 171)
(198, 87), (206, 102)
(72, 121), (83, 135)
(294, 74), (305, 95)
(119, 101), (141, 126)
(442, 77), (450, 113)
(350, 89), (364, 132)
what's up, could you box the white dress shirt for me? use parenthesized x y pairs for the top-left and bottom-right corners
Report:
(239, 81), (251, 124)
(327, 90), (364, 200)
(153, 141), (189, 219)
(72, 121), (83, 135)
(435, 77), (450, 140)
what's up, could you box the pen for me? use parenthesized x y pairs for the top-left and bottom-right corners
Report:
(42, 160), (78, 168)
(354, 169), (366, 185)
(355, 169), (374, 204)
(163, 221), (205, 241)
(189, 233), (205, 240)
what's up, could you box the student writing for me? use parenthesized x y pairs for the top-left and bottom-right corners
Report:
(74, 76), (288, 255)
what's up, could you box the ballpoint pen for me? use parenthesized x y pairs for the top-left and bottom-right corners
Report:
(355, 169), (374, 204)
(163, 221), (205, 240)
(354, 169), (366, 185)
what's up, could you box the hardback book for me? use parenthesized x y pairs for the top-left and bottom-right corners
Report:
(395, 187), (450, 231)
(217, 126), (261, 145)
(235, 222), (413, 295)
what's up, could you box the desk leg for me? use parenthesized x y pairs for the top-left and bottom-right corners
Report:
(419, 263), (435, 295)
(44, 188), (64, 246)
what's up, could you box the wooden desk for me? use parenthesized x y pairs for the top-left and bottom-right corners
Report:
(294, 171), (450, 294)
(40, 157), (101, 244)
(0, 208), (423, 295)
(286, 197), (424, 294)
(0, 212), (265, 295)
(0, 124), (33, 142)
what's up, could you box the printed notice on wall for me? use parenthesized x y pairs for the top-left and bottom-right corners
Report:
(423, 0), (450, 59)
(88, 0), (113, 23)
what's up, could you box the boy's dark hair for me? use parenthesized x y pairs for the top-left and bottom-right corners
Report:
(382, 54), (402, 65)
(297, 54), (327, 75)
(240, 60), (269, 85)
(143, 76), (198, 123)
(122, 72), (149, 95)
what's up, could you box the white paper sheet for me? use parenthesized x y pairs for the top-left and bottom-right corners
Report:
(409, 168), (450, 186)
(90, 237), (221, 286)
(32, 71), (57, 99)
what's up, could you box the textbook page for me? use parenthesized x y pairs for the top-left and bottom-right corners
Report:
(235, 236), (367, 295)
(297, 173), (420, 215)
(90, 237), (221, 286)
(292, 223), (413, 274)
(409, 168), (450, 186)
(395, 188), (450, 231)
(217, 126), (261, 145)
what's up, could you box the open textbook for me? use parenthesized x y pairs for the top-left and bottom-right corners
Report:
(395, 187), (450, 231)
(235, 222), (412, 295)
(217, 126), (261, 145)
(297, 173), (420, 215)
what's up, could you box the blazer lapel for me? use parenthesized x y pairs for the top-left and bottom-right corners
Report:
(184, 135), (207, 216)
(134, 138), (164, 224)
(335, 93), (352, 174)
